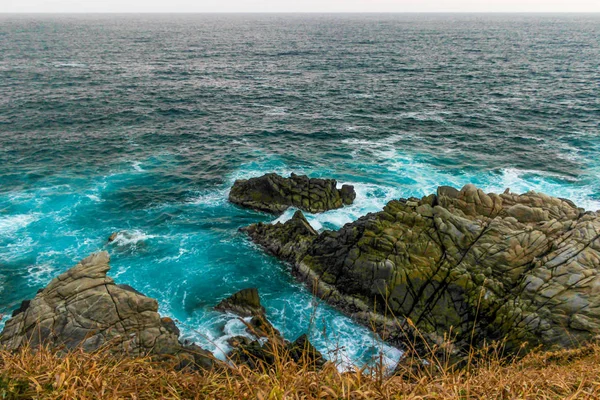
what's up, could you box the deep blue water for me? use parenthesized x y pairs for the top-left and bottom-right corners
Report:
(0, 13), (599, 370)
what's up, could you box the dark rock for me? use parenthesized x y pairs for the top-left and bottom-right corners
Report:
(227, 335), (252, 348)
(215, 288), (266, 318)
(340, 184), (357, 205)
(248, 315), (281, 339)
(230, 339), (277, 369)
(289, 334), (325, 367)
(161, 317), (180, 336)
(0, 252), (214, 370)
(229, 173), (356, 214)
(241, 184), (600, 357)
(117, 284), (145, 297)
(10, 300), (30, 318)
(213, 286), (325, 369)
(240, 210), (318, 263)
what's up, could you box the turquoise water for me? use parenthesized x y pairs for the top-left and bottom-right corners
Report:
(0, 14), (599, 370)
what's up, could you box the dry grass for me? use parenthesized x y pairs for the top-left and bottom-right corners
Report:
(0, 340), (599, 399)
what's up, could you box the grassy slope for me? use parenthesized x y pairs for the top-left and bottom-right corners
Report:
(0, 341), (599, 399)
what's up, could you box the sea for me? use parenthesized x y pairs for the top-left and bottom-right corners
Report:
(0, 13), (599, 371)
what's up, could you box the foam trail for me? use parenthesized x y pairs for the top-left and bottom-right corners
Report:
(0, 214), (38, 236)
(109, 230), (156, 247)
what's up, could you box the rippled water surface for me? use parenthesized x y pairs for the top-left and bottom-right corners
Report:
(0, 14), (599, 369)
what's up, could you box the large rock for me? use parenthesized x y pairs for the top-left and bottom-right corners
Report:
(0, 252), (214, 369)
(241, 184), (600, 356)
(229, 172), (356, 214)
(215, 288), (266, 318)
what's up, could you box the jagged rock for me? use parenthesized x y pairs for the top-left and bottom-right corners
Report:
(0, 252), (214, 370)
(289, 334), (325, 367)
(214, 288), (281, 340)
(215, 288), (265, 318)
(227, 335), (252, 348)
(241, 184), (600, 356)
(229, 172), (355, 214)
(214, 286), (324, 368)
(241, 210), (318, 263)
(229, 332), (324, 369)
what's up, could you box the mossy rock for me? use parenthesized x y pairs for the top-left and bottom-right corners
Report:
(241, 184), (599, 357)
(229, 173), (356, 214)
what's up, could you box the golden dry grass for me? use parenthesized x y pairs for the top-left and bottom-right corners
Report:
(0, 341), (599, 399)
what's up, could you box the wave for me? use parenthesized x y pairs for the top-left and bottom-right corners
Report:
(398, 111), (450, 123)
(54, 62), (87, 68)
(132, 161), (145, 172)
(109, 230), (156, 247)
(0, 214), (38, 236)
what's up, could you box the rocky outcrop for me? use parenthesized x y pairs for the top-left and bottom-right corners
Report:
(288, 334), (325, 368)
(241, 210), (318, 262)
(215, 288), (265, 318)
(229, 173), (356, 214)
(241, 184), (600, 356)
(0, 252), (214, 369)
(215, 287), (324, 368)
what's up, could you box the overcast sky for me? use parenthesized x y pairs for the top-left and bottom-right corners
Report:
(3, 0), (600, 13)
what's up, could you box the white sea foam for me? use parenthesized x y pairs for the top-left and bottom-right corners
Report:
(342, 135), (600, 212)
(266, 295), (402, 372)
(112, 265), (131, 279)
(485, 168), (600, 211)
(110, 230), (156, 247)
(398, 111), (449, 123)
(158, 247), (189, 263)
(55, 62), (87, 68)
(0, 214), (38, 236)
(132, 161), (145, 172)
(265, 107), (287, 116)
(274, 181), (403, 231)
(180, 313), (256, 361)
(0, 314), (8, 332)
(344, 125), (372, 131)
(190, 188), (228, 207)
(27, 263), (57, 287)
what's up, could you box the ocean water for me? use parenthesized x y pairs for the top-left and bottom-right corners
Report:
(0, 13), (599, 370)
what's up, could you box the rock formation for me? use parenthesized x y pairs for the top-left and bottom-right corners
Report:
(229, 173), (356, 214)
(214, 287), (324, 368)
(240, 184), (600, 356)
(215, 288), (265, 318)
(0, 252), (214, 369)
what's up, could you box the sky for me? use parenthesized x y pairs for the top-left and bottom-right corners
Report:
(2, 0), (600, 13)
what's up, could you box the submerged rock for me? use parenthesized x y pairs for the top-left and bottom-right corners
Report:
(0, 252), (214, 369)
(241, 184), (600, 356)
(229, 172), (355, 214)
